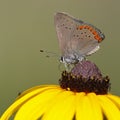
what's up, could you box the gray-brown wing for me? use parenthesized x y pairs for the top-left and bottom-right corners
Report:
(54, 12), (83, 56)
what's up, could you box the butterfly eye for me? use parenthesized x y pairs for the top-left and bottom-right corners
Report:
(60, 56), (64, 62)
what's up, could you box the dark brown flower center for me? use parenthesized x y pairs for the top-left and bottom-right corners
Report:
(59, 60), (110, 95)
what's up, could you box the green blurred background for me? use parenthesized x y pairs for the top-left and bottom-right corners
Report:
(0, 0), (120, 115)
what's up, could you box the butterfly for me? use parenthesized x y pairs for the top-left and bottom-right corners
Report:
(54, 12), (105, 69)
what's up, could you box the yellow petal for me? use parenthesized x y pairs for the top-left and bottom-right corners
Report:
(42, 91), (76, 120)
(87, 93), (103, 120)
(76, 92), (88, 120)
(17, 85), (59, 99)
(14, 87), (62, 120)
(97, 95), (120, 120)
(76, 92), (102, 120)
(107, 94), (120, 108)
(1, 85), (60, 120)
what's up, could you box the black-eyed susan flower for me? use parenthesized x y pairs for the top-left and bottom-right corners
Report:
(1, 60), (120, 120)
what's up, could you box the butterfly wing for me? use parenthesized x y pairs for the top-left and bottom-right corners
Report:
(69, 23), (103, 57)
(54, 12), (84, 56)
(54, 12), (105, 59)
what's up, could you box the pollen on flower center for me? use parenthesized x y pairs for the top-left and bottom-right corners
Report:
(59, 60), (110, 95)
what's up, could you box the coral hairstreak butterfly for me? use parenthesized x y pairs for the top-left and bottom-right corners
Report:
(54, 12), (105, 69)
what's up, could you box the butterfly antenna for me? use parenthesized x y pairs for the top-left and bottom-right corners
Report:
(40, 49), (60, 58)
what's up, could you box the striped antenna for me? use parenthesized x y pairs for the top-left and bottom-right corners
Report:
(40, 49), (60, 58)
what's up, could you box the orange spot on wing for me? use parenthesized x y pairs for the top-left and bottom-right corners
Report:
(94, 35), (102, 42)
(84, 26), (87, 29)
(89, 28), (94, 32)
(92, 31), (98, 35)
(76, 26), (84, 30)
(84, 25), (91, 29)
(77, 25), (103, 43)
(87, 26), (92, 29)
(87, 26), (103, 42)
(78, 26), (84, 30)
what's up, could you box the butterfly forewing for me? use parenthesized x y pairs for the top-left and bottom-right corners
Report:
(54, 12), (82, 55)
